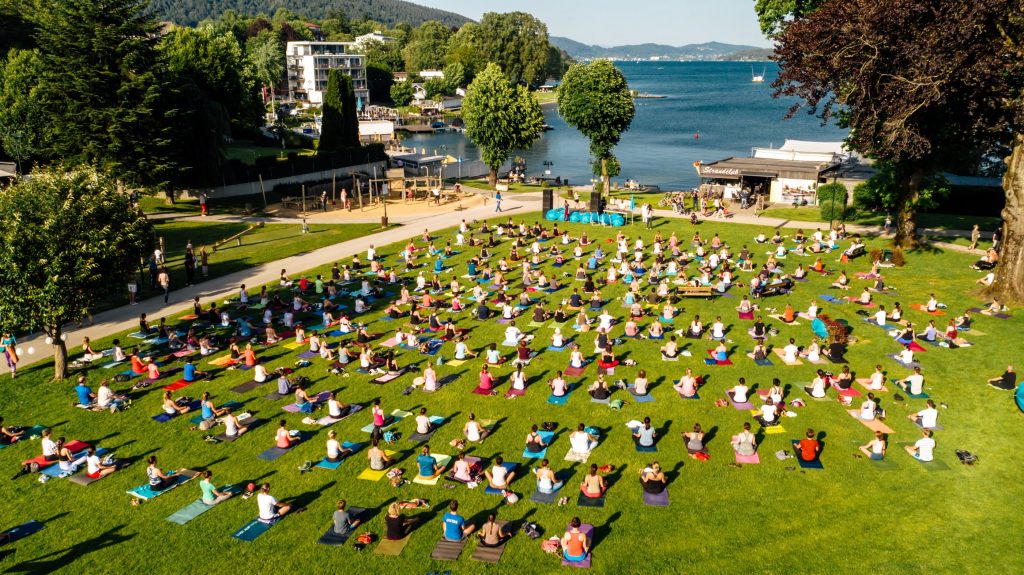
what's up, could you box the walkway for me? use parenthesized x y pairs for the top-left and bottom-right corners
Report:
(16, 187), (972, 370)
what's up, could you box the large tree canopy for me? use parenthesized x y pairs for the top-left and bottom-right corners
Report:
(28, 0), (173, 187)
(0, 167), (153, 380)
(318, 69), (359, 153)
(475, 12), (550, 86)
(402, 20), (451, 73)
(753, 0), (824, 37)
(462, 63), (544, 184)
(773, 0), (1013, 247)
(557, 59), (635, 196)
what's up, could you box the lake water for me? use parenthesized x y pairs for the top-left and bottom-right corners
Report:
(403, 61), (848, 190)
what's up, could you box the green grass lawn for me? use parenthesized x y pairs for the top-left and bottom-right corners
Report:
(99, 221), (387, 312)
(3, 216), (1022, 574)
(759, 206), (1001, 231)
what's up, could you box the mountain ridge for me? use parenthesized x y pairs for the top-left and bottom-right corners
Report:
(147, 0), (471, 28)
(550, 36), (772, 60)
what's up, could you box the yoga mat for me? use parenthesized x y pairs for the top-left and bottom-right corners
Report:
(359, 410), (411, 433)
(214, 418), (266, 442)
(257, 436), (304, 461)
(773, 349), (803, 366)
(530, 488), (559, 505)
(229, 380), (265, 395)
(316, 508), (367, 546)
(856, 378), (889, 393)
(548, 387), (573, 405)
(912, 419), (944, 431)
(790, 441), (824, 470)
(634, 443), (658, 453)
(189, 402), (241, 425)
(282, 391), (331, 413)
(297, 351), (318, 360)
(753, 357), (774, 366)
(561, 524), (594, 569)
(208, 356), (235, 367)
(412, 454), (452, 485)
(522, 430), (555, 459)
(577, 492), (605, 508)
(726, 390), (755, 410)
(166, 485), (243, 524)
(446, 359), (467, 366)
(564, 449), (591, 463)
(763, 425), (787, 435)
(677, 389), (700, 400)
(590, 396), (610, 404)
(734, 451), (761, 464)
(470, 521), (510, 563)
(41, 447), (108, 476)
(232, 518), (276, 542)
(354, 466), (386, 480)
(847, 410), (895, 434)
(314, 442), (364, 469)
(629, 386), (655, 402)
(564, 365), (587, 377)
(374, 535), (411, 556)
(642, 489), (669, 507)
(430, 538), (469, 561)
(483, 461), (518, 494)
(896, 444), (951, 471)
(472, 386), (498, 396)
(2, 520), (45, 543)
(407, 416), (446, 442)
(127, 469), (199, 499)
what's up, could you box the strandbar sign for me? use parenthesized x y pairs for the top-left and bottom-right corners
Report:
(696, 163), (741, 178)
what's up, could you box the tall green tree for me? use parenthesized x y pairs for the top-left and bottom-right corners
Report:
(476, 12), (550, 85)
(753, 0), (824, 37)
(773, 0), (1017, 248)
(247, 29), (286, 113)
(444, 23), (484, 82)
(362, 38), (405, 72)
(29, 0), (172, 187)
(0, 49), (45, 168)
(318, 69), (359, 153)
(0, 166), (153, 380)
(402, 20), (450, 73)
(558, 60), (635, 197)
(390, 81), (414, 106)
(462, 63), (544, 185)
(366, 62), (395, 104)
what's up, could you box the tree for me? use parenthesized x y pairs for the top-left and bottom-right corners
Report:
(558, 60), (635, 198)
(318, 69), (359, 153)
(773, 0), (1014, 248)
(462, 63), (544, 185)
(247, 29), (286, 112)
(444, 24), (484, 82)
(362, 38), (405, 72)
(476, 12), (550, 85)
(28, 0), (173, 188)
(0, 167), (152, 380)
(390, 81), (414, 106)
(0, 49), (45, 167)
(423, 77), (449, 100)
(753, 0), (824, 37)
(402, 20), (450, 73)
(366, 62), (394, 104)
(442, 62), (466, 92)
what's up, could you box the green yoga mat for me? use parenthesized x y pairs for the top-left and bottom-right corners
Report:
(166, 484), (242, 524)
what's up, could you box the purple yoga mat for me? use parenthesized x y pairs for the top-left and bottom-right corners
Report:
(726, 390), (755, 410)
(282, 391), (331, 413)
(643, 489), (669, 507)
(561, 523), (594, 568)
(297, 351), (318, 359)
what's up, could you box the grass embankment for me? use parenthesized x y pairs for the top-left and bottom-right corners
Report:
(2, 216), (1021, 574)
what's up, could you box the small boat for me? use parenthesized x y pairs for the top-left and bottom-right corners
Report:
(751, 65), (767, 83)
(541, 124), (554, 131)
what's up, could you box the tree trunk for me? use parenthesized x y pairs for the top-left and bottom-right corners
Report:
(488, 168), (497, 186)
(893, 165), (923, 248)
(988, 134), (1024, 304)
(601, 158), (610, 199)
(50, 324), (68, 381)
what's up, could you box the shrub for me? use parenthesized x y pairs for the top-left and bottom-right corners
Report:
(892, 247), (906, 267)
(816, 182), (848, 221)
(870, 248), (883, 263)
(818, 313), (850, 345)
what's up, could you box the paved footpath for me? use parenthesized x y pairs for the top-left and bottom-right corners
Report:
(14, 188), (971, 370)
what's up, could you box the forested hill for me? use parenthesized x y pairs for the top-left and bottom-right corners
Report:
(148, 0), (472, 27)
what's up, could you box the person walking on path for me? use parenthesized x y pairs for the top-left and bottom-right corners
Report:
(970, 225), (980, 251)
(495, 191), (502, 212)
(199, 192), (208, 216)
(321, 190), (328, 212)
(200, 246), (209, 278)
(158, 268), (170, 304)
(127, 279), (138, 306)
(148, 255), (158, 290)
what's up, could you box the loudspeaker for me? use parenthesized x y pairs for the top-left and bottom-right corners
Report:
(542, 188), (554, 212)
(589, 193), (603, 214)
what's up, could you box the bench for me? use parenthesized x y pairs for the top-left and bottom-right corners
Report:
(759, 279), (795, 298)
(843, 245), (867, 260)
(676, 285), (715, 298)
(212, 222), (264, 252)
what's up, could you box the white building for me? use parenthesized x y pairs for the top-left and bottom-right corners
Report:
(354, 32), (396, 47)
(286, 42), (369, 105)
(418, 69), (445, 80)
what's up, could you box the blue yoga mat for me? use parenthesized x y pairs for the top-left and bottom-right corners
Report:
(522, 430), (555, 459)
(127, 470), (194, 499)
(40, 448), (107, 477)
(232, 518), (275, 541)
(3, 520), (45, 543)
(548, 387), (573, 405)
(313, 442), (364, 470)
(791, 441), (824, 469)
(484, 462), (518, 494)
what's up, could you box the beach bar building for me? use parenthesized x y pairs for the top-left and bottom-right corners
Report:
(696, 140), (849, 205)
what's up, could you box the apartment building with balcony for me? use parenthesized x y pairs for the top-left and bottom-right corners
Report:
(286, 42), (369, 105)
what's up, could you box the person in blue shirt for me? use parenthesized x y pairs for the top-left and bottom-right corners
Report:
(467, 261), (478, 277)
(75, 376), (96, 406)
(416, 445), (445, 480)
(587, 255), (598, 270)
(442, 500), (475, 541)
(182, 359), (207, 382)
(434, 257), (444, 273)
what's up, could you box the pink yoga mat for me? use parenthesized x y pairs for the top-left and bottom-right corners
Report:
(726, 390), (755, 410)
(734, 451), (760, 464)
(564, 365), (587, 377)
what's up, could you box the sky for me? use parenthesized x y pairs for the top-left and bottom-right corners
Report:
(411, 0), (772, 48)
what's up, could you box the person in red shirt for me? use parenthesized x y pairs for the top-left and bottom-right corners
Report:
(799, 428), (821, 462)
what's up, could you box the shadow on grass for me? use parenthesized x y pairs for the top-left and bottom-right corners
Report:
(7, 525), (136, 575)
